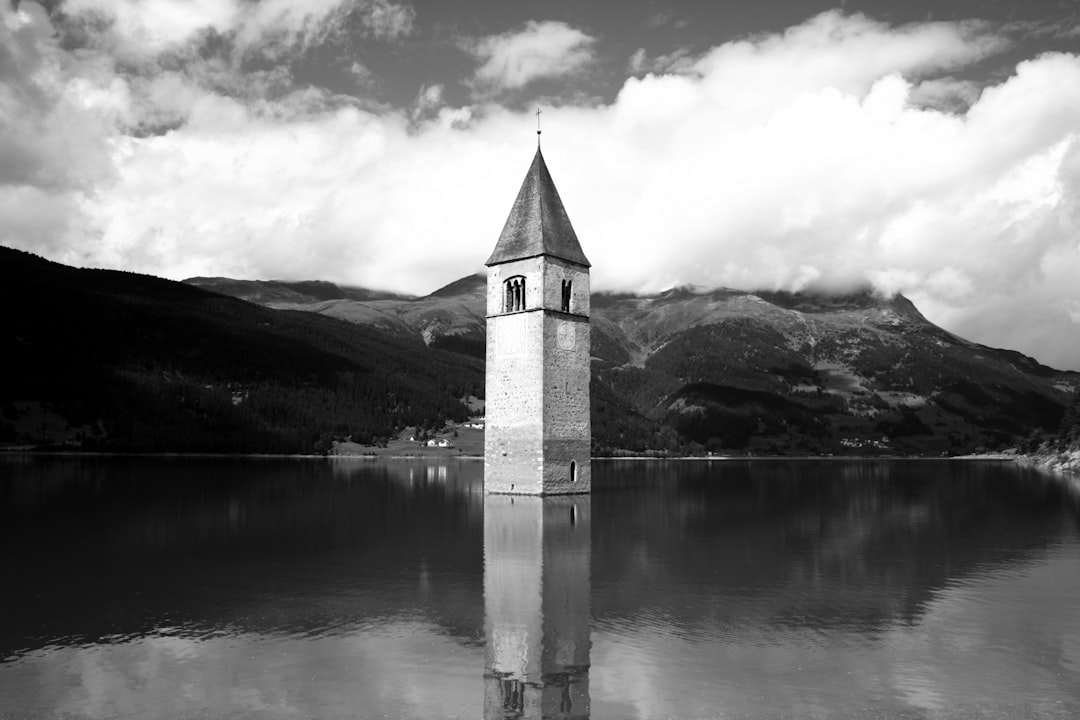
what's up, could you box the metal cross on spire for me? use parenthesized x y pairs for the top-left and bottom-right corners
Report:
(536, 107), (542, 147)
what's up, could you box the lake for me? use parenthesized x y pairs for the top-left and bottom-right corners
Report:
(1, 456), (1078, 719)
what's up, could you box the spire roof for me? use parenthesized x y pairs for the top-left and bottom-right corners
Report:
(486, 148), (590, 267)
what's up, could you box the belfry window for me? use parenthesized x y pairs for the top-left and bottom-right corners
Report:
(561, 279), (572, 313)
(504, 276), (526, 312)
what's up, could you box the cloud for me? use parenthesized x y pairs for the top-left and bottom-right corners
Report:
(61, 0), (240, 56)
(29, 0), (408, 129)
(358, 0), (415, 40)
(412, 83), (444, 119)
(681, 11), (1006, 110)
(464, 20), (596, 91)
(627, 47), (694, 75)
(60, 0), (414, 59)
(0, 2), (116, 256)
(4, 7), (1080, 370)
(908, 76), (981, 112)
(233, 0), (415, 57)
(1003, 16), (1080, 41)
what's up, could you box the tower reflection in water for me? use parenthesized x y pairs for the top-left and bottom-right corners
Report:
(483, 495), (591, 720)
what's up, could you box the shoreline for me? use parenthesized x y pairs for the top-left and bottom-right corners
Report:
(1019, 448), (1080, 476)
(1, 449), (1025, 462)
(7, 450), (1076, 489)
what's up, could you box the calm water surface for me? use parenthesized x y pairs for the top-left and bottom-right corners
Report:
(1, 457), (1078, 719)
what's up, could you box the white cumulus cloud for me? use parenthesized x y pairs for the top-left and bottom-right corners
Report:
(465, 20), (596, 90)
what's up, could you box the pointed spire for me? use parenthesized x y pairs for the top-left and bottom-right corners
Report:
(486, 148), (591, 267)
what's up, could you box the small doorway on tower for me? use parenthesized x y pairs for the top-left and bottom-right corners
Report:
(569, 460), (577, 483)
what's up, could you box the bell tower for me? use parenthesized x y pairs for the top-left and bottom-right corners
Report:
(484, 146), (591, 495)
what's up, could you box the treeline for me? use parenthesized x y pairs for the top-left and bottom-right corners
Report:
(1019, 391), (1080, 456)
(590, 374), (687, 456)
(0, 248), (481, 454)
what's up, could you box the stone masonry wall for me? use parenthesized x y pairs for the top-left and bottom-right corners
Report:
(542, 315), (591, 493)
(486, 258), (544, 316)
(541, 257), (590, 317)
(486, 256), (591, 495)
(485, 307), (545, 494)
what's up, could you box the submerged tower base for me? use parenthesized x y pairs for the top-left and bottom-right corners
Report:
(485, 438), (592, 496)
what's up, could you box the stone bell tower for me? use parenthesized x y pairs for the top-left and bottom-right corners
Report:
(484, 145), (591, 495)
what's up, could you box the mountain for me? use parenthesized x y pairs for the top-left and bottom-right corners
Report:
(190, 273), (1079, 456)
(1, 248), (482, 453)
(183, 277), (410, 305)
(590, 286), (1075, 455)
(191, 273), (489, 358)
(1, 247), (1069, 456)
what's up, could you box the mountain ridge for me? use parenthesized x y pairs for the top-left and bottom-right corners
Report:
(184, 276), (412, 305)
(0, 247), (1070, 457)
(188, 272), (1076, 455)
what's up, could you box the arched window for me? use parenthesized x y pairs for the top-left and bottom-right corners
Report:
(561, 279), (572, 313)
(503, 276), (526, 312)
(569, 460), (577, 483)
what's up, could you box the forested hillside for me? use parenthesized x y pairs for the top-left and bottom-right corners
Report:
(1022, 393), (1080, 474)
(0, 249), (481, 453)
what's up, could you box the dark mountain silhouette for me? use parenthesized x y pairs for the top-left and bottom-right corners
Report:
(0, 248), (481, 453)
(191, 273), (1079, 456)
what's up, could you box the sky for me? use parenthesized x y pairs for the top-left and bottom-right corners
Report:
(2, 0), (1080, 370)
